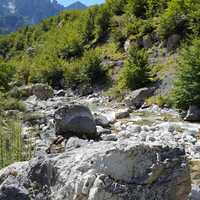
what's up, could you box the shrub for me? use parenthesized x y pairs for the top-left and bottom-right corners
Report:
(116, 47), (150, 90)
(146, 95), (173, 107)
(126, 0), (147, 18)
(158, 0), (188, 39)
(173, 39), (200, 109)
(0, 61), (15, 91)
(81, 50), (107, 85)
(94, 6), (111, 42)
(0, 92), (26, 111)
(106, 0), (127, 15)
(0, 117), (32, 169)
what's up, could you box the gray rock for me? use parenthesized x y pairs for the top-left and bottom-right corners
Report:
(143, 35), (153, 49)
(124, 87), (155, 108)
(167, 34), (181, 50)
(65, 137), (89, 150)
(54, 90), (65, 97)
(94, 114), (110, 128)
(54, 105), (98, 140)
(115, 108), (130, 119)
(184, 105), (200, 122)
(97, 126), (111, 136)
(11, 84), (54, 100)
(0, 184), (30, 200)
(101, 134), (118, 141)
(0, 139), (191, 200)
(75, 84), (93, 97)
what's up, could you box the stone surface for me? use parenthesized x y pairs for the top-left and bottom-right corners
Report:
(143, 35), (153, 49)
(184, 105), (200, 122)
(54, 90), (65, 97)
(167, 34), (181, 50)
(94, 114), (110, 128)
(124, 87), (155, 108)
(97, 126), (111, 136)
(115, 108), (130, 119)
(54, 105), (98, 140)
(11, 84), (54, 100)
(0, 139), (191, 200)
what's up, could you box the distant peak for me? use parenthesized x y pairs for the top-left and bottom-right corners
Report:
(66, 1), (87, 10)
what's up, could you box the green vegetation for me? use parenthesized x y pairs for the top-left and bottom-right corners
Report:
(0, 0), (200, 108)
(173, 39), (200, 109)
(116, 46), (151, 91)
(0, 117), (32, 169)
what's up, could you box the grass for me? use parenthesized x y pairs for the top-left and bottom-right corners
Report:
(0, 117), (33, 169)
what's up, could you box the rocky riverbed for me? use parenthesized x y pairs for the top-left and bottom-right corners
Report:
(1, 85), (200, 199)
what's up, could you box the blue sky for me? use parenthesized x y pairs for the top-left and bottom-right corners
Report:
(57, 0), (105, 6)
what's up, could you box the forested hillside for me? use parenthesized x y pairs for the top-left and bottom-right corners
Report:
(1, 0), (200, 110)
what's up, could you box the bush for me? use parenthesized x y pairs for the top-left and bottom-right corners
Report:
(64, 49), (107, 88)
(0, 92), (26, 111)
(94, 6), (111, 42)
(106, 0), (127, 15)
(173, 39), (200, 109)
(158, 0), (188, 39)
(116, 47), (150, 90)
(146, 95), (173, 107)
(81, 50), (107, 85)
(0, 61), (15, 91)
(0, 117), (32, 169)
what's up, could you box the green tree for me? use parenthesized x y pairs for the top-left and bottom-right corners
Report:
(117, 47), (150, 90)
(158, 0), (188, 39)
(173, 39), (200, 109)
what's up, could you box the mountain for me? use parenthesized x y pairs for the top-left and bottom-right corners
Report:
(66, 1), (87, 10)
(0, 0), (65, 34)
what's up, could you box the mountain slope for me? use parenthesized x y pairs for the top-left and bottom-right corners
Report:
(66, 1), (87, 10)
(0, 0), (65, 34)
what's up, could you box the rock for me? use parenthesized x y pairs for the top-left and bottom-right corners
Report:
(167, 34), (181, 50)
(11, 84), (54, 100)
(94, 114), (110, 128)
(75, 84), (93, 97)
(65, 137), (89, 150)
(115, 108), (130, 119)
(0, 139), (191, 200)
(126, 124), (142, 133)
(124, 87), (155, 108)
(0, 183), (30, 200)
(101, 134), (118, 141)
(124, 39), (131, 52)
(97, 126), (111, 136)
(54, 105), (98, 140)
(184, 105), (200, 122)
(143, 35), (153, 49)
(54, 90), (65, 97)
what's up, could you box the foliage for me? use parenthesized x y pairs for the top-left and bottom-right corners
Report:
(158, 0), (188, 39)
(0, 92), (26, 112)
(0, 61), (15, 91)
(0, 117), (32, 169)
(146, 95), (173, 107)
(173, 39), (200, 109)
(116, 47), (150, 91)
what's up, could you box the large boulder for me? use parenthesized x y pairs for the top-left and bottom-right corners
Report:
(184, 105), (200, 122)
(94, 114), (110, 128)
(11, 84), (54, 100)
(54, 105), (98, 140)
(124, 87), (155, 108)
(167, 34), (181, 51)
(0, 139), (191, 200)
